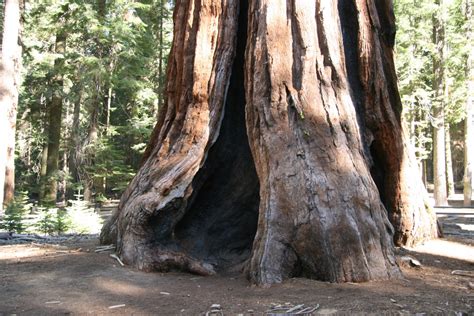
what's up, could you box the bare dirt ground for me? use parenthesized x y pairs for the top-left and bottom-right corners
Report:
(0, 210), (473, 315)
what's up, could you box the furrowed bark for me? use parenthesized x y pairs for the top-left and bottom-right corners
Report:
(244, 0), (399, 284)
(351, 0), (439, 245)
(102, 0), (241, 274)
(102, 0), (438, 285)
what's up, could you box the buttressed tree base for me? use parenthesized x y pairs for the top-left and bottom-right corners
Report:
(101, 0), (439, 285)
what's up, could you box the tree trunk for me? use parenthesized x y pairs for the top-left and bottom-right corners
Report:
(464, 0), (473, 207)
(43, 32), (66, 204)
(445, 124), (455, 197)
(0, 0), (21, 210)
(432, 0), (448, 206)
(83, 101), (99, 202)
(157, 0), (165, 115)
(101, 0), (438, 285)
(38, 140), (48, 201)
(68, 85), (82, 191)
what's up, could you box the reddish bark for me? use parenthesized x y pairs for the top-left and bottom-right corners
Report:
(101, 0), (438, 285)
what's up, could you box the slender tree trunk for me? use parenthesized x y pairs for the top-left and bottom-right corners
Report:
(38, 141), (48, 201)
(445, 124), (455, 197)
(0, 0), (21, 211)
(432, 0), (448, 206)
(81, 0), (108, 201)
(464, 0), (473, 207)
(157, 0), (165, 115)
(68, 85), (82, 189)
(43, 32), (66, 204)
(83, 101), (99, 202)
(102, 0), (437, 285)
(59, 100), (72, 202)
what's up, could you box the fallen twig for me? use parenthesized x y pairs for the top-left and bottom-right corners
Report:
(295, 305), (320, 315)
(95, 245), (115, 253)
(110, 253), (124, 266)
(451, 270), (474, 278)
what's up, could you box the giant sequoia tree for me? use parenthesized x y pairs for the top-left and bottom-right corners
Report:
(101, 0), (439, 285)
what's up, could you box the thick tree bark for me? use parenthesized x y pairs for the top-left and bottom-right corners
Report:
(102, 0), (438, 285)
(464, 0), (473, 207)
(350, 0), (438, 246)
(432, 0), (448, 206)
(43, 32), (66, 204)
(0, 0), (21, 210)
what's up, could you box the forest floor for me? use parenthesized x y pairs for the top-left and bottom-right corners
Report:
(0, 208), (473, 315)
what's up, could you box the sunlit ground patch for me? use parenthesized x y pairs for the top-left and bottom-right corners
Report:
(408, 239), (474, 263)
(0, 245), (50, 261)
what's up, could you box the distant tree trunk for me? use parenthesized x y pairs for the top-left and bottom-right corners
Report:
(43, 32), (66, 204)
(432, 0), (448, 206)
(68, 85), (82, 191)
(102, 0), (438, 285)
(38, 141), (48, 201)
(464, 0), (473, 207)
(80, 0), (108, 201)
(59, 100), (72, 202)
(0, 0), (21, 211)
(83, 102), (99, 201)
(157, 0), (166, 116)
(445, 124), (455, 197)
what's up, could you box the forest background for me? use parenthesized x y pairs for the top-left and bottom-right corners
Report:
(0, 0), (472, 234)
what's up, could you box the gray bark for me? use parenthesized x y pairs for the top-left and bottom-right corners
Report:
(0, 0), (21, 210)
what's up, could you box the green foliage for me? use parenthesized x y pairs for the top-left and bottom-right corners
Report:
(31, 201), (102, 236)
(395, 0), (469, 162)
(35, 208), (62, 235)
(0, 193), (31, 233)
(0, 191), (102, 236)
(15, 0), (174, 202)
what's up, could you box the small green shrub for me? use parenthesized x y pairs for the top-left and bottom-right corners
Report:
(34, 208), (73, 236)
(0, 193), (32, 233)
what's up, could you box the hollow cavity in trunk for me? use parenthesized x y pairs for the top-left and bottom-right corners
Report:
(174, 1), (259, 271)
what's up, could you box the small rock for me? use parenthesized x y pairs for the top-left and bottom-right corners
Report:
(160, 292), (170, 295)
(399, 256), (422, 268)
(317, 308), (338, 315)
(468, 282), (474, 290)
(211, 304), (221, 309)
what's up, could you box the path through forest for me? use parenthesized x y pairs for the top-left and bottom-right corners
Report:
(0, 208), (472, 315)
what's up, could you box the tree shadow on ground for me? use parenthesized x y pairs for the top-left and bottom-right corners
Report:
(0, 238), (472, 315)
